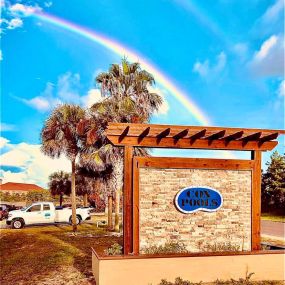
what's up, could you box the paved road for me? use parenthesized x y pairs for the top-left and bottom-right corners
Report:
(261, 220), (285, 238)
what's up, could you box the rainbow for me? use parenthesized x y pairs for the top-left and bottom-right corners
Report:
(32, 11), (210, 125)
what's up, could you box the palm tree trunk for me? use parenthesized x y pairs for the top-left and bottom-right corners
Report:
(114, 189), (120, 232)
(83, 193), (88, 207)
(107, 195), (113, 230)
(71, 159), (77, 232)
(59, 194), (63, 207)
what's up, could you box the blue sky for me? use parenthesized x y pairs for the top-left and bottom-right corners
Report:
(0, 0), (284, 187)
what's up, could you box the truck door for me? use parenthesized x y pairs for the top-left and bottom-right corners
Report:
(42, 204), (55, 223)
(25, 204), (43, 224)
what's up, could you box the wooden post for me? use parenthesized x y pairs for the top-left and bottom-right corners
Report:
(123, 146), (133, 254)
(251, 150), (262, 250)
(133, 158), (139, 254)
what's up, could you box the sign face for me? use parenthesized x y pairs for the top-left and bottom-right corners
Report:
(175, 186), (223, 214)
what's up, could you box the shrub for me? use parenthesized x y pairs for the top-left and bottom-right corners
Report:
(0, 192), (11, 202)
(157, 273), (283, 285)
(202, 241), (240, 252)
(104, 243), (123, 255)
(142, 241), (188, 255)
(26, 190), (52, 203)
(158, 277), (201, 285)
(0, 192), (26, 202)
(88, 193), (106, 212)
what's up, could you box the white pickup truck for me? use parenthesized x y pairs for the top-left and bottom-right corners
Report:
(6, 202), (91, 229)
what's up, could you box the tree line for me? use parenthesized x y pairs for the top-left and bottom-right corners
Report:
(261, 151), (285, 215)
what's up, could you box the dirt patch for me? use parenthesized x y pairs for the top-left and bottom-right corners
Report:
(34, 266), (95, 285)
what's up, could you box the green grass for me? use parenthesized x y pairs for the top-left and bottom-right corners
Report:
(261, 213), (285, 222)
(0, 223), (122, 285)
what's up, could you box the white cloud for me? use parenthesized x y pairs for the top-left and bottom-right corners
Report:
(0, 137), (9, 149)
(1, 123), (16, 132)
(157, 98), (169, 115)
(20, 72), (103, 111)
(44, 1), (53, 8)
(193, 60), (209, 77)
(260, 0), (284, 24)
(23, 96), (56, 112)
(250, 35), (284, 77)
(214, 52), (226, 72)
(0, 138), (71, 187)
(1, 17), (24, 30)
(253, 0), (284, 37)
(20, 82), (61, 112)
(277, 80), (285, 98)
(9, 3), (41, 16)
(193, 51), (227, 78)
(82, 88), (103, 108)
(0, 3), (42, 33)
(255, 35), (278, 60)
(148, 86), (170, 116)
(232, 43), (248, 59)
(20, 73), (83, 112)
(57, 72), (81, 101)
(7, 18), (23, 29)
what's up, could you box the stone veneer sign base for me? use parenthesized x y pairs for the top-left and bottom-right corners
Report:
(139, 167), (252, 253)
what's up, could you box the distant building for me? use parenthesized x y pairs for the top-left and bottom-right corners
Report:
(0, 180), (44, 195)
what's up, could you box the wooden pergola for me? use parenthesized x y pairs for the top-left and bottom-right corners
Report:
(106, 122), (285, 255)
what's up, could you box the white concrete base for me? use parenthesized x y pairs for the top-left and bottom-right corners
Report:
(92, 250), (285, 285)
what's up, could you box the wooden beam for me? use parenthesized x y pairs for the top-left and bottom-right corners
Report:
(258, 132), (279, 146)
(119, 126), (130, 142)
(135, 156), (254, 170)
(173, 129), (189, 143)
(242, 132), (262, 146)
(205, 130), (226, 140)
(189, 129), (206, 143)
(123, 146), (133, 255)
(106, 122), (285, 137)
(205, 130), (226, 145)
(107, 135), (278, 151)
(251, 151), (262, 251)
(157, 128), (171, 143)
(223, 131), (244, 141)
(138, 127), (150, 144)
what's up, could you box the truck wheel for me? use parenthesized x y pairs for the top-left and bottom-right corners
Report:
(12, 219), (24, 229)
(69, 215), (81, 225)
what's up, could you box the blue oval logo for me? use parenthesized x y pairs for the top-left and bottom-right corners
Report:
(175, 186), (223, 214)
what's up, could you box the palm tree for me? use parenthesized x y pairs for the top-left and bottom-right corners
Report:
(96, 58), (162, 122)
(48, 171), (71, 206)
(41, 104), (86, 231)
(79, 58), (163, 231)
